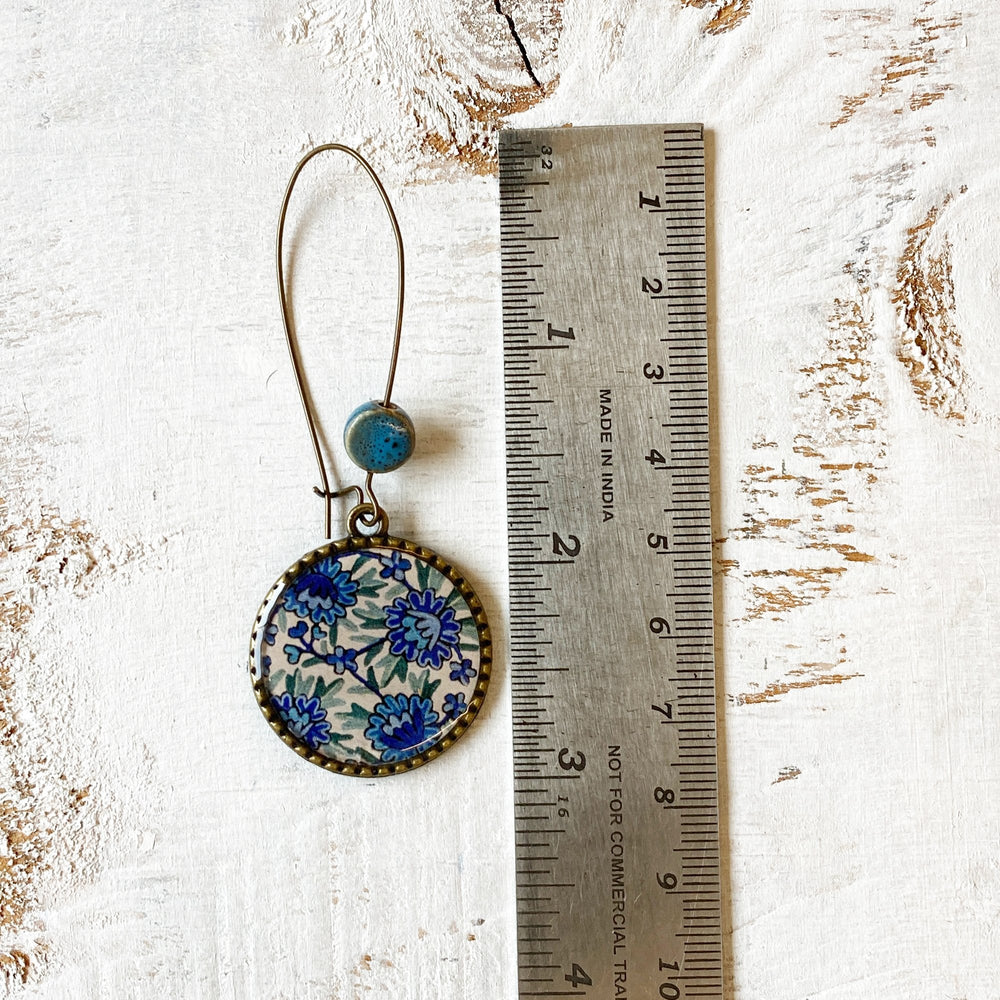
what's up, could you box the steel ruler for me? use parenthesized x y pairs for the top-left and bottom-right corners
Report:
(500, 124), (721, 999)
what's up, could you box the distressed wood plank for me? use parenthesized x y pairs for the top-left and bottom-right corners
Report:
(2, 0), (999, 997)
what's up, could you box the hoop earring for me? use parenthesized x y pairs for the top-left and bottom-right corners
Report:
(249, 144), (491, 777)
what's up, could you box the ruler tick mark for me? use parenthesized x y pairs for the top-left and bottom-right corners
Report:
(502, 124), (720, 998)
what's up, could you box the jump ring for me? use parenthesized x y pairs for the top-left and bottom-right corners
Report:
(347, 502), (388, 537)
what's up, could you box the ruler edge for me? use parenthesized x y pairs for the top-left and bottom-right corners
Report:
(500, 122), (706, 145)
(500, 124), (723, 998)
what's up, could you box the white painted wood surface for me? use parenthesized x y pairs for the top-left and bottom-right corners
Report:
(3, 1), (999, 996)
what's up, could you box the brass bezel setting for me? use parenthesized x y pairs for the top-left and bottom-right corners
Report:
(249, 534), (492, 777)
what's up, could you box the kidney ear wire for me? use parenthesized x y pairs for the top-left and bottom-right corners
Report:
(275, 143), (408, 539)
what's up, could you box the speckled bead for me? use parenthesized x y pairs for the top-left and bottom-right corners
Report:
(343, 401), (415, 473)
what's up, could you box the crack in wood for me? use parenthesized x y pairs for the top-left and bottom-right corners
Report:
(279, 0), (560, 176)
(492, 0), (542, 88)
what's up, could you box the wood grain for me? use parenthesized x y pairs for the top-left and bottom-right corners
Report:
(0, 426), (143, 989)
(280, 0), (561, 176)
(3, 0), (1000, 996)
(679, 0), (754, 35)
(828, 8), (963, 134)
(894, 191), (967, 419)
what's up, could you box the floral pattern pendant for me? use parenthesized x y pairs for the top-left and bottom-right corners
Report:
(250, 535), (491, 776)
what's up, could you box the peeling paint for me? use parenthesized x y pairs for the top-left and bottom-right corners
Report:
(772, 766), (802, 785)
(729, 289), (885, 619)
(893, 193), (967, 419)
(716, 558), (739, 577)
(828, 4), (963, 133)
(418, 75), (558, 176)
(743, 566), (846, 621)
(717, 272), (890, 703)
(0, 503), (107, 985)
(679, 0), (754, 35)
(0, 416), (146, 987)
(733, 667), (863, 707)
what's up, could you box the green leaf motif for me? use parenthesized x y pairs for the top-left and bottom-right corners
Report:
(414, 668), (441, 702)
(345, 702), (372, 724)
(381, 656), (408, 690)
(362, 642), (384, 667)
(345, 680), (373, 700)
(356, 603), (388, 630)
(313, 675), (345, 703)
(352, 744), (381, 765)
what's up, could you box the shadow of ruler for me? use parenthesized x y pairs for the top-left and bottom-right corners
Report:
(500, 124), (723, 999)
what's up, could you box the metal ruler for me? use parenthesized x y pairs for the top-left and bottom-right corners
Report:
(500, 124), (721, 999)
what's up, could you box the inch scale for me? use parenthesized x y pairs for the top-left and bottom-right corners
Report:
(499, 124), (722, 999)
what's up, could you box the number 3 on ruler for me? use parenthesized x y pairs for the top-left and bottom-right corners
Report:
(557, 747), (587, 771)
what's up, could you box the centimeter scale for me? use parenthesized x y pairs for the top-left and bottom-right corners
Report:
(499, 124), (722, 999)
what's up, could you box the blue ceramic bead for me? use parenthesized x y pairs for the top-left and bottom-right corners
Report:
(343, 401), (415, 473)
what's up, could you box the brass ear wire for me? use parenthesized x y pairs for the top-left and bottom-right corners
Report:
(275, 144), (404, 538)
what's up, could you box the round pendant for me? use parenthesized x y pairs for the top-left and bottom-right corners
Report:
(249, 535), (491, 776)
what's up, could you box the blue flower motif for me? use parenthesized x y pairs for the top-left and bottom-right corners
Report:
(379, 550), (412, 582)
(264, 623), (279, 646)
(270, 692), (332, 748)
(364, 693), (441, 762)
(283, 644), (302, 665)
(384, 588), (461, 669)
(283, 557), (358, 624)
(442, 691), (467, 720)
(449, 658), (475, 685)
(324, 645), (357, 675)
(288, 621), (308, 639)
